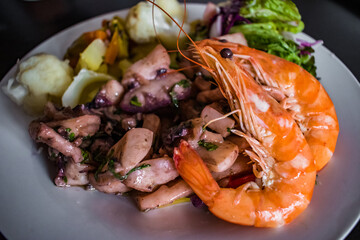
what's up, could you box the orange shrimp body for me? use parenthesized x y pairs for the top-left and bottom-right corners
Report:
(174, 40), (316, 227)
(196, 40), (339, 171)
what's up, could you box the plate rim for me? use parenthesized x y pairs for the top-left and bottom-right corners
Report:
(0, 3), (359, 240)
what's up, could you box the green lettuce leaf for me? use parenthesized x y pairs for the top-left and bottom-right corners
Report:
(240, 0), (304, 33)
(230, 22), (317, 77)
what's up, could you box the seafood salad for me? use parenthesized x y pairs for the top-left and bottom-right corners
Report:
(2, 0), (339, 227)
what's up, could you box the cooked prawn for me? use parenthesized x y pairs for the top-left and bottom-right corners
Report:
(195, 40), (339, 171)
(147, 0), (318, 227)
(173, 42), (316, 227)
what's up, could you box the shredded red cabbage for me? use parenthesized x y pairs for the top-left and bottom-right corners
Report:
(209, 0), (250, 36)
(296, 39), (323, 48)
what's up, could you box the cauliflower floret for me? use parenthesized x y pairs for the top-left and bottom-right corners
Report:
(125, 0), (190, 49)
(2, 54), (73, 115)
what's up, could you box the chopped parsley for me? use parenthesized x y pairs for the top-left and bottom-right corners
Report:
(65, 128), (71, 133)
(169, 79), (191, 108)
(80, 149), (90, 164)
(108, 161), (151, 181)
(63, 176), (68, 184)
(68, 132), (75, 142)
(93, 149), (151, 181)
(227, 127), (233, 133)
(94, 149), (114, 181)
(130, 96), (142, 107)
(82, 135), (92, 141)
(198, 140), (219, 151)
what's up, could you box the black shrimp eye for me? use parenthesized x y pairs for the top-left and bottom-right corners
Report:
(220, 48), (233, 59)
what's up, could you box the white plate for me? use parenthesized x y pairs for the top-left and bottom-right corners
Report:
(0, 4), (359, 240)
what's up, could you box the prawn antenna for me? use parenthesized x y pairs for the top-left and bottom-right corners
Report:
(146, 0), (212, 72)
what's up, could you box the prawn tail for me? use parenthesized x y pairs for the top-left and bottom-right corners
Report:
(173, 140), (220, 206)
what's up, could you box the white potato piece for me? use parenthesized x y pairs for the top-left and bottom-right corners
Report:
(125, 0), (189, 49)
(111, 128), (153, 175)
(2, 54), (73, 115)
(78, 39), (106, 71)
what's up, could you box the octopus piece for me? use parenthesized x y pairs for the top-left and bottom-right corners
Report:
(110, 128), (153, 175)
(196, 88), (225, 104)
(29, 121), (83, 163)
(135, 179), (193, 211)
(46, 115), (101, 138)
(120, 72), (191, 113)
(200, 102), (235, 137)
(89, 172), (130, 194)
(91, 80), (124, 108)
(123, 157), (179, 192)
(122, 44), (170, 89)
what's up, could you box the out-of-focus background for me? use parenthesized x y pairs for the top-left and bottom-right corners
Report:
(0, 0), (359, 239)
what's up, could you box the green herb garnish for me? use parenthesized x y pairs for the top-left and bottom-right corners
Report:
(82, 135), (92, 141)
(68, 132), (75, 142)
(80, 149), (90, 164)
(169, 79), (191, 108)
(109, 161), (151, 181)
(63, 176), (68, 184)
(315, 174), (319, 185)
(198, 140), (219, 151)
(130, 96), (142, 107)
(94, 149), (114, 181)
(227, 127), (233, 133)
(65, 128), (71, 133)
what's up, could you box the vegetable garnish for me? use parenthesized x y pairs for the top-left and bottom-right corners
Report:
(130, 96), (142, 107)
(169, 79), (191, 107)
(227, 174), (256, 189)
(68, 132), (75, 142)
(109, 161), (151, 181)
(94, 149), (114, 181)
(80, 149), (90, 164)
(198, 140), (219, 151)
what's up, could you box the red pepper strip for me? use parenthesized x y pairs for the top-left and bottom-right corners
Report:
(104, 30), (119, 64)
(227, 174), (256, 189)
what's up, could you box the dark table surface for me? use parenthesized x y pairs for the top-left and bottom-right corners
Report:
(0, 0), (359, 239)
